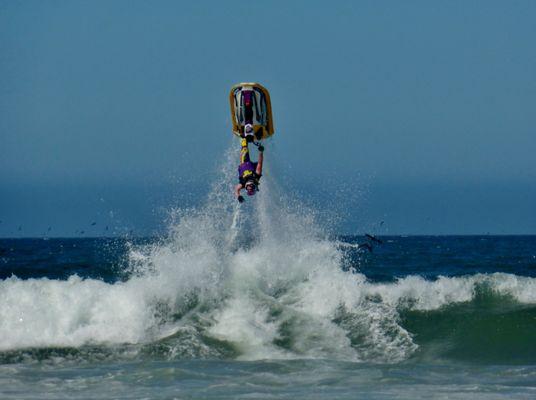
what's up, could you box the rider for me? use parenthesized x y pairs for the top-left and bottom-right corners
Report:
(235, 123), (264, 203)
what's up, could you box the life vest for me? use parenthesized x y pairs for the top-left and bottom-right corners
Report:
(238, 161), (261, 187)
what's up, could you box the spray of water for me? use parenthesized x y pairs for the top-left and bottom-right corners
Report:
(1, 143), (536, 363)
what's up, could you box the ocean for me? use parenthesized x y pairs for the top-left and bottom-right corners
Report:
(1, 167), (536, 399)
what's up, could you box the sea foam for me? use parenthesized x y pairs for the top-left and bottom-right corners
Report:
(1, 146), (536, 362)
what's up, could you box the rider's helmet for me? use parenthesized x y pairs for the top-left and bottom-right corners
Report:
(245, 180), (257, 196)
(245, 123), (253, 134)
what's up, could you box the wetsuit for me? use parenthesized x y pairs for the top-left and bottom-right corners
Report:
(238, 139), (261, 187)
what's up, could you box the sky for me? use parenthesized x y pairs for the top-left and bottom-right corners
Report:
(1, 0), (535, 236)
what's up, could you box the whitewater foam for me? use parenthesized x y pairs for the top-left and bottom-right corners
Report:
(2, 144), (536, 363)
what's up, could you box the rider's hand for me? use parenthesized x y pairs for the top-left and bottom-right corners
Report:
(258, 145), (264, 152)
(237, 195), (245, 203)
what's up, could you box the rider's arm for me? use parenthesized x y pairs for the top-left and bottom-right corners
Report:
(234, 183), (243, 198)
(256, 149), (264, 176)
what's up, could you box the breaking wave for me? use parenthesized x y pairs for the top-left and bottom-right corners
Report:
(1, 146), (536, 364)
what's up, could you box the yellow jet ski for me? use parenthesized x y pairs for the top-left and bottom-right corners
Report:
(229, 82), (274, 141)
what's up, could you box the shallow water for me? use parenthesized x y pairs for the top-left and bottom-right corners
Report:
(1, 356), (536, 399)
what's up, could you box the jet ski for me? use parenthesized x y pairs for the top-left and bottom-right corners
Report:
(229, 82), (274, 140)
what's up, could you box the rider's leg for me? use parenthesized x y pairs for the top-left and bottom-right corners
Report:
(240, 140), (250, 164)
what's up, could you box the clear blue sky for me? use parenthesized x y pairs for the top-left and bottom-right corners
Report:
(1, 0), (535, 236)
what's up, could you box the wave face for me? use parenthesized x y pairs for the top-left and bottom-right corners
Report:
(1, 149), (536, 365)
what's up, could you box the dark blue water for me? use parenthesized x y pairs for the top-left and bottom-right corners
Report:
(344, 235), (536, 281)
(3, 236), (534, 281)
